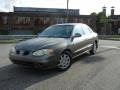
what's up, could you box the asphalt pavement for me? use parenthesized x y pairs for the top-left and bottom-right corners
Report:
(0, 40), (120, 90)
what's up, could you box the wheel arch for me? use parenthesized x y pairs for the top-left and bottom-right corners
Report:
(62, 49), (73, 59)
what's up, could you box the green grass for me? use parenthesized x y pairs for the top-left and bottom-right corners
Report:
(108, 38), (120, 41)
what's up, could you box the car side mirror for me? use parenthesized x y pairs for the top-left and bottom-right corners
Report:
(71, 33), (81, 41)
(74, 33), (81, 37)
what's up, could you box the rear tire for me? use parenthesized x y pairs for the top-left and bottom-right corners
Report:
(89, 42), (97, 55)
(57, 52), (72, 71)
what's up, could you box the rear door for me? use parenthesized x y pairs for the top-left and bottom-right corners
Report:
(81, 24), (94, 50)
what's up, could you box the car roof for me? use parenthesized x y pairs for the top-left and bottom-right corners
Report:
(54, 23), (86, 26)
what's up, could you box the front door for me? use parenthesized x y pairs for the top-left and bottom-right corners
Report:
(71, 25), (87, 56)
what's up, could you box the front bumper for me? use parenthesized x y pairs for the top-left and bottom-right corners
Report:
(9, 53), (59, 69)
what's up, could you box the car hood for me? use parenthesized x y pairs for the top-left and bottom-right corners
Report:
(15, 37), (67, 51)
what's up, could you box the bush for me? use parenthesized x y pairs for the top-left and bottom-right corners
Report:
(0, 30), (9, 35)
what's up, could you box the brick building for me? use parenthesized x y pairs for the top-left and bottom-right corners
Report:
(108, 15), (120, 35)
(106, 7), (120, 35)
(0, 7), (97, 35)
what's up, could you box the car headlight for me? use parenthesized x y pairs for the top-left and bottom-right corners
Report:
(10, 46), (16, 53)
(33, 49), (54, 56)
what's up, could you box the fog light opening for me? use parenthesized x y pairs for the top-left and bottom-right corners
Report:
(34, 63), (43, 68)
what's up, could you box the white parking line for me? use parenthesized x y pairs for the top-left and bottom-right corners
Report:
(99, 45), (120, 50)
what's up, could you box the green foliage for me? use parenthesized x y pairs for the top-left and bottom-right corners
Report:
(90, 12), (97, 16)
(91, 12), (108, 34)
(96, 12), (108, 26)
(32, 26), (48, 35)
(91, 12), (108, 26)
(0, 30), (9, 35)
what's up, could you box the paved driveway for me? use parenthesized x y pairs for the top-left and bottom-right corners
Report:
(0, 40), (120, 90)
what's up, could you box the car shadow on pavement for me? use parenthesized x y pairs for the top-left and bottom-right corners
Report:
(0, 64), (64, 90)
(97, 48), (113, 54)
(74, 47), (114, 64)
(73, 53), (105, 64)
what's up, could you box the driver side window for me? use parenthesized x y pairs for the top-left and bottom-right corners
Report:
(73, 25), (85, 36)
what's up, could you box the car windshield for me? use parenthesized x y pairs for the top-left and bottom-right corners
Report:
(38, 25), (74, 38)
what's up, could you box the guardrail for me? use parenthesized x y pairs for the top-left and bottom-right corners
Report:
(98, 35), (120, 39)
(0, 35), (120, 40)
(0, 35), (37, 40)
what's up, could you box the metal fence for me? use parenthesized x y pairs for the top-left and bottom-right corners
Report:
(0, 35), (120, 40)
(0, 35), (37, 40)
(98, 35), (120, 39)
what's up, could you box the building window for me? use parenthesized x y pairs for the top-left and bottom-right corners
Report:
(0, 16), (8, 25)
(14, 17), (30, 25)
(3, 16), (7, 24)
(88, 19), (91, 25)
(35, 17), (47, 25)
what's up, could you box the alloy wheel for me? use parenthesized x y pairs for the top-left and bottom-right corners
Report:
(58, 53), (71, 70)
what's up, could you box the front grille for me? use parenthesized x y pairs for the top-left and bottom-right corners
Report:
(12, 60), (34, 66)
(23, 51), (30, 55)
(12, 60), (44, 67)
(16, 50), (30, 56)
(16, 50), (20, 54)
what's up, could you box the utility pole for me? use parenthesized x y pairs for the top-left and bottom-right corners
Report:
(67, 0), (69, 23)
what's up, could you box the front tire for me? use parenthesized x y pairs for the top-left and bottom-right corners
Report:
(57, 52), (72, 71)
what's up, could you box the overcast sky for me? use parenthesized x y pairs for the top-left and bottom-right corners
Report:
(0, 0), (120, 15)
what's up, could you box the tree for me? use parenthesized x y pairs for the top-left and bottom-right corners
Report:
(97, 12), (107, 27)
(90, 12), (97, 16)
(91, 12), (108, 34)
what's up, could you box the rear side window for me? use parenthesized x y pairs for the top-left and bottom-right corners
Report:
(82, 24), (92, 35)
(88, 27), (93, 33)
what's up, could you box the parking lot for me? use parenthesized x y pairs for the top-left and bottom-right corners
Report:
(0, 40), (120, 90)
